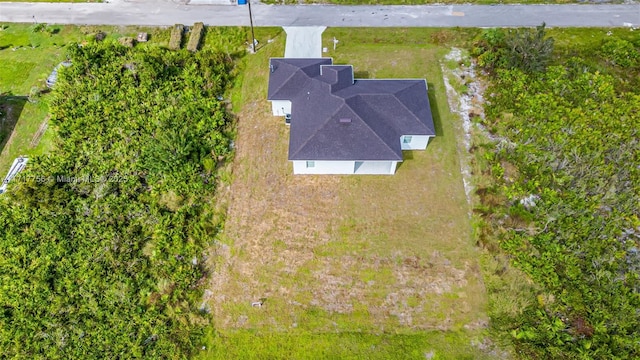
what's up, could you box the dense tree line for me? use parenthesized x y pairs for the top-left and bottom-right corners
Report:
(0, 42), (236, 358)
(473, 28), (640, 358)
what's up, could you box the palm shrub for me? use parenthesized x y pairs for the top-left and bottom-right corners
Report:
(473, 23), (554, 74)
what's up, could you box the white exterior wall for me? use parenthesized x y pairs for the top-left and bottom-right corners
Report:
(401, 135), (433, 150)
(292, 160), (397, 175)
(271, 100), (292, 116)
(354, 161), (397, 175)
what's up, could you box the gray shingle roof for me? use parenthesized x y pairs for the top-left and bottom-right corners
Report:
(267, 58), (435, 161)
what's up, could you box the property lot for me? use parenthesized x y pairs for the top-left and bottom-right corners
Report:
(206, 28), (491, 358)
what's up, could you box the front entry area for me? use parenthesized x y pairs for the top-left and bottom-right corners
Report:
(354, 161), (395, 175)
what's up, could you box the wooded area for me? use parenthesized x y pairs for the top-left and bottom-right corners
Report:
(472, 27), (640, 358)
(0, 42), (236, 358)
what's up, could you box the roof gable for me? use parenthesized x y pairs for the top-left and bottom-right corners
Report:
(268, 58), (332, 100)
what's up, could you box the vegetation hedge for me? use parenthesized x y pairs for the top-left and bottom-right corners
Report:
(169, 24), (183, 50)
(472, 27), (640, 359)
(187, 22), (205, 53)
(0, 42), (237, 358)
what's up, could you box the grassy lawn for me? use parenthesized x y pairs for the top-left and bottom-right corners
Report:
(202, 27), (498, 359)
(203, 329), (490, 359)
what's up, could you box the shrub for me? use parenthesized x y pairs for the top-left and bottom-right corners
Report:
(169, 24), (184, 50)
(31, 23), (47, 33)
(473, 23), (554, 74)
(0, 42), (237, 359)
(503, 23), (554, 73)
(46, 26), (59, 36)
(600, 37), (639, 68)
(478, 61), (640, 359)
(79, 25), (101, 35)
(186, 22), (204, 52)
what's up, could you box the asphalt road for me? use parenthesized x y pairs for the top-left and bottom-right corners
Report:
(0, 2), (638, 27)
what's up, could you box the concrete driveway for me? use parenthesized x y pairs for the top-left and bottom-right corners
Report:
(283, 26), (326, 58)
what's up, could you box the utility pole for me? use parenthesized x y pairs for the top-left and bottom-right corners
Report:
(248, 0), (256, 53)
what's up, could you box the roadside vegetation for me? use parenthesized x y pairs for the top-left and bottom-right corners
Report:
(0, 23), (243, 176)
(0, 24), (162, 175)
(470, 25), (640, 358)
(0, 30), (245, 357)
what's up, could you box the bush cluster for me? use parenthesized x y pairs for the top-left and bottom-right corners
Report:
(600, 37), (639, 68)
(0, 42), (238, 359)
(472, 23), (554, 74)
(472, 29), (640, 359)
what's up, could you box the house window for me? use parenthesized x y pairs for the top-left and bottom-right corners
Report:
(403, 136), (413, 144)
(306, 161), (315, 168)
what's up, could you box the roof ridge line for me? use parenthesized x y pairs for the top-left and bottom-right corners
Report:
(300, 58), (334, 76)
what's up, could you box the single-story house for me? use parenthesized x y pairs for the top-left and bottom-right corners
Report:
(267, 58), (435, 175)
